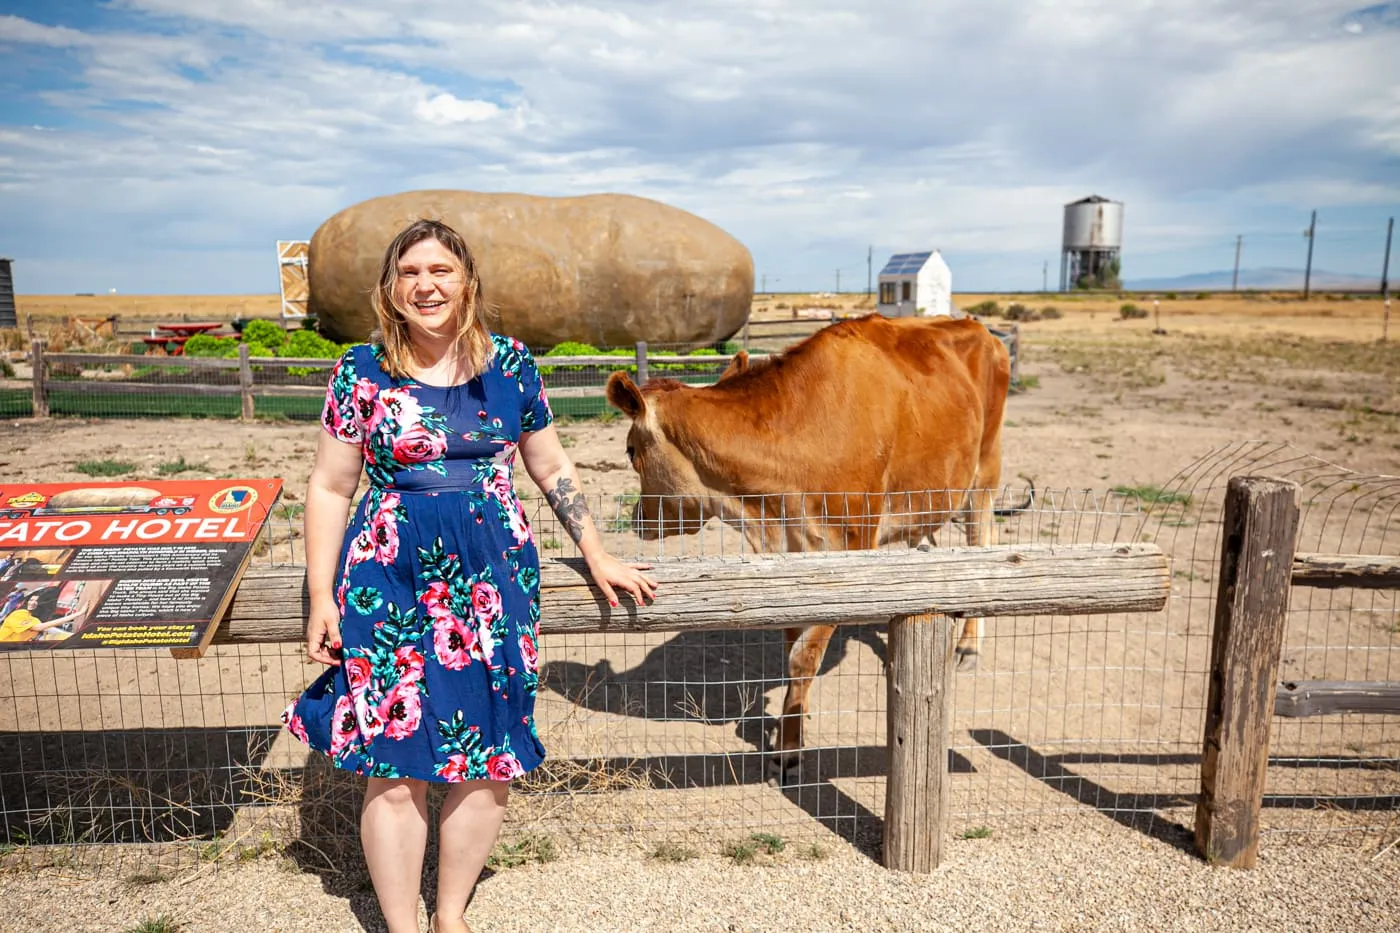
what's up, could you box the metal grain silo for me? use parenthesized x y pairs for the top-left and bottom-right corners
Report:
(1059, 196), (1124, 291)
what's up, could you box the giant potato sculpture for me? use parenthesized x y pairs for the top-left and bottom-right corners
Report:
(309, 191), (754, 349)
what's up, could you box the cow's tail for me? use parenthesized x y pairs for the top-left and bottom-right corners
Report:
(993, 476), (1035, 517)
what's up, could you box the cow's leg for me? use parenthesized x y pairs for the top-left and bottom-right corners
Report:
(956, 486), (998, 671)
(772, 623), (836, 780)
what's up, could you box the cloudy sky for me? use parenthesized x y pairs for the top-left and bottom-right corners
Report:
(1, 0), (1398, 294)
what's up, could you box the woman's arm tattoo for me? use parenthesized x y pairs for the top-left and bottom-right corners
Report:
(546, 477), (591, 544)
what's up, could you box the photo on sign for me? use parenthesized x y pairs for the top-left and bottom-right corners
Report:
(0, 578), (112, 646)
(0, 548), (76, 581)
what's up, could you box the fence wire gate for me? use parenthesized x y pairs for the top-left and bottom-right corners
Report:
(2, 442), (1397, 875)
(1141, 441), (1400, 840)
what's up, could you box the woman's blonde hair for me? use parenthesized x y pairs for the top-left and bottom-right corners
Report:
(371, 219), (494, 380)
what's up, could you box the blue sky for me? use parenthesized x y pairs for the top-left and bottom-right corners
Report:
(1, 0), (1398, 294)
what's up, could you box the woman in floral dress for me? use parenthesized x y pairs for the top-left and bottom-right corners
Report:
(284, 219), (656, 933)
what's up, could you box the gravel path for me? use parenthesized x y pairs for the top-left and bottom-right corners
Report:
(4, 819), (1397, 933)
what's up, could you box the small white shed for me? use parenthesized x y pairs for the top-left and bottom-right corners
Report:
(876, 250), (952, 318)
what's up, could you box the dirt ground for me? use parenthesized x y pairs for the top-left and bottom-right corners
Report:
(2, 295), (1399, 931)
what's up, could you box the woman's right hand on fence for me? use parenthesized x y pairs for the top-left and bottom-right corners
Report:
(305, 600), (343, 666)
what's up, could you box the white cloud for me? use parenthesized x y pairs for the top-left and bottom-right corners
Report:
(414, 93), (502, 125)
(0, 14), (92, 47)
(0, 1), (1396, 293)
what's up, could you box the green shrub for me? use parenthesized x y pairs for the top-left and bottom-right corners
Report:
(650, 841), (699, 862)
(538, 342), (600, 375)
(240, 319), (288, 349)
(281, 330), (343, 359)
(723, 839), (757, 865)
(1119, 303), (1149, 320)
(1039, 306), (1062, 320)
(1003, 303), (1039, 322)
(182, 335), (240, 358)
(966, 300), (1001, 317)
(603, 347), (637, 374)
(75, 459), (136, 476)
(245, 345), (277, 372)
(276, 330), (347, 375)
(750, 832), (785, 854)
(0, 358), (13, 378)
(1164, 292), (1179, 300)
(655, 347), (724, 373)
(486, 833), (556, 870)
(124, 915), (180, 933)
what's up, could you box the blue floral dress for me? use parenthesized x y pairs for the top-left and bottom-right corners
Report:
(283, 335), (551, 782)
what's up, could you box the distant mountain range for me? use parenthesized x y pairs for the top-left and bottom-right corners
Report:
(1126, 267), (1383, 291)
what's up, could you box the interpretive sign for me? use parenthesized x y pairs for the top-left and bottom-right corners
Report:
(0, 479), (283, 656)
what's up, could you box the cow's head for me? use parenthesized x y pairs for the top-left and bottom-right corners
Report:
(605, 372), (714, 539)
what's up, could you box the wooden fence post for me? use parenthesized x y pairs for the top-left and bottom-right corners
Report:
(1194, 475), (1300, 868)
(635, 341), (648, 385)
(884, 611), (954, 873)
(30, 338), (48, 419)
(741, 319), (751, 351)
(1009, 324), (1021, 386)
(237, 343), (254, 420)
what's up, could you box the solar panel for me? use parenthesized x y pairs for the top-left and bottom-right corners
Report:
(878, 250), (933, 276)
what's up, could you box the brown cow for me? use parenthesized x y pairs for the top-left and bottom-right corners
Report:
(605, 314), (1011, 775)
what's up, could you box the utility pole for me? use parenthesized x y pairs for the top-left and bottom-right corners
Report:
(867, 245), (873, 298)
(761, 274), (767, 294)
(1042, 260), (1048, 293)
(1381, 216), (1393, 300)
(835, 268), (841, 293)
(1232, 235), (1242, 291)
(1303, 210), (1317, 300)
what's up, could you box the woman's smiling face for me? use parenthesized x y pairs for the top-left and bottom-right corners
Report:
(392, 237), (466, 340)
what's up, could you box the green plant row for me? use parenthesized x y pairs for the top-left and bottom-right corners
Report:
(182, 321), (352, 376)
(536, 341), (742, 376)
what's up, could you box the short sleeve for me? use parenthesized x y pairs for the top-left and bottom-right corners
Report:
(517, 345), (554, 433)
(321, 347), (365, 446)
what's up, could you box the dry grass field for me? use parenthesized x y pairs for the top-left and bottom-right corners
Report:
(2, 290), (1399, 932)
(15, 293), (281, 326)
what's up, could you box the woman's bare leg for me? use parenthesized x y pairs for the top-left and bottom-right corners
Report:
(434, 779), (509, 931)
(362, 777), (430, 933)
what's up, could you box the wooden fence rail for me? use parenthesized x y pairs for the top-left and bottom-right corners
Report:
(218, 544), (1169, 644)
(219, 542), (1170, 873)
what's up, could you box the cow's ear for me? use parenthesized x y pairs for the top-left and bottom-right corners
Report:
(718, 350), (749, 382)
(606, 371), (646, 419)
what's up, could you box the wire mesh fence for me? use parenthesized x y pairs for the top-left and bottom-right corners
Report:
(1, 441), (1396, 877)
